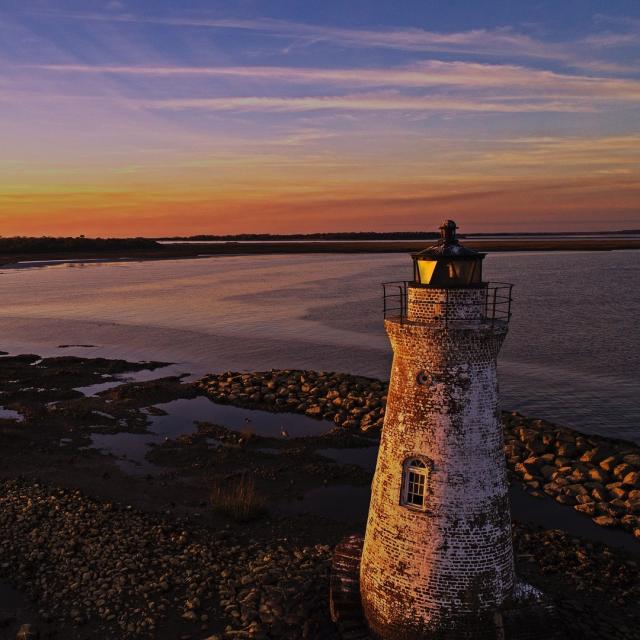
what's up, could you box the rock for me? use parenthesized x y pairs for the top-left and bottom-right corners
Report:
(622, 471), (640, 487)
(613, 463), (634, 479)
(563, 483), (588, 497)
(599, 456), (620, 472)
(625, 498), (640, 514)
(592, 515), (618, 527)
(587, 467), (608, 483)
(540, 465), (556, 480)
(609, 485), (628, 500)
(574, 503), (596, 516)
(557, 442), (577, 458)
(622, 453), (640, 467)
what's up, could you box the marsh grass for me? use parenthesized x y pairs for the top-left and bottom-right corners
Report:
(210, 474), (265, 522)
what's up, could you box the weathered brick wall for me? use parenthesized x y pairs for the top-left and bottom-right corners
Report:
(407, 285), (487, 323)
(360, 287), (515, 640)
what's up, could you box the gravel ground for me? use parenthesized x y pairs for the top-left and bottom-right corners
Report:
(0, 479), (336, 640)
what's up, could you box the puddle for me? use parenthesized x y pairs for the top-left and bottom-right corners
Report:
(150, 396), (332, 439)
(0, 407), (23, 422)
(508, 484), (640, 554)
(75, 380), (124, 396)
(75, 364), (191, 397)
(91, 432), (164, 476)
(90, 397), (333, 476)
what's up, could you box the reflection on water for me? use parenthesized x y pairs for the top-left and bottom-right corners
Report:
(89, 397), (333, 474)
(150, 397), (331, 439)
(0, 407), (24, 422)
(90, 432), (161, 476)
(0, 251), (638, 440)
(279, 446), (640, 552)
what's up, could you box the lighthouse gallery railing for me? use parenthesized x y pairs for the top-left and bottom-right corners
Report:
(382, 281), (513, 327)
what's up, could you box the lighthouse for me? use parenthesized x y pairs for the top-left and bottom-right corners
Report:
(359, 220), (516, 639)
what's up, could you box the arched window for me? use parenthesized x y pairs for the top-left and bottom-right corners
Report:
(401, 458), (429, 510)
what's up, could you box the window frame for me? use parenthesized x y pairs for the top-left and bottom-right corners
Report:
(400, 457), (432, 511)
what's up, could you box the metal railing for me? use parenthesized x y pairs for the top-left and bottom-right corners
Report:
(382, 281), (513, 327)
(382, 281), (409, 323)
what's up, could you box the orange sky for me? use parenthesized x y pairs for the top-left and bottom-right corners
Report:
(1, 4), (639, 235)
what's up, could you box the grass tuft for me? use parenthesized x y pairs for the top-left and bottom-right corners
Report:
(210, 474), (266, 522)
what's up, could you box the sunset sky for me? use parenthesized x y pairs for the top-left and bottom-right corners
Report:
(1, 0), (639, 236)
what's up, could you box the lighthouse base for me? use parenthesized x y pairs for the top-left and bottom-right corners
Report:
(330, 535), (565, 640)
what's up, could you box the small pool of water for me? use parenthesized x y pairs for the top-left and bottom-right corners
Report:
(75, 380), (124, 397)
(75, 364), (192, 397)
(508, 485), (639, 553)
(91, 432), (164, 476)
(90, 396), (333, 475)
(150, 396), (332, 439)
(0, 406), (23, 421)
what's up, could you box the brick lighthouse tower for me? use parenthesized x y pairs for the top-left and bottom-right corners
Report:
(359, 220), (516, 639)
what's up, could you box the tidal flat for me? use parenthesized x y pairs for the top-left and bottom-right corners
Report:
(0, 353), (639, 639)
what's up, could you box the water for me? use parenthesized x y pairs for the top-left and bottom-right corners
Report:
(0, 251), (638, 441)
(288, 446), (640, 553)
(89, 396), (333, 474)
(0, 407), (23, 421)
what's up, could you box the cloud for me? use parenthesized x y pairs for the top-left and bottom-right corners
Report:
(25, 60), (640, 102)
(128, 94), (593, 114)
(22, 12), (573, 60)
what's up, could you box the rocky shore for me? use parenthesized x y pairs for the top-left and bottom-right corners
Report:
(0, 478), (638, 640)
(1, 354), (639, 639)
(198, 369), (640, 537)
(0, 479), (335, 640)
(198, 370), (386, 433)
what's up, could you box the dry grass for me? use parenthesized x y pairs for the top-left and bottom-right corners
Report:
(210, 474), (265, 522)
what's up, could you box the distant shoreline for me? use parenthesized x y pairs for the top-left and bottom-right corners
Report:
(1, 237), (640, 267)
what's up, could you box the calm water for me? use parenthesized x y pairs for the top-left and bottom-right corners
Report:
(0, 251), (638, 441)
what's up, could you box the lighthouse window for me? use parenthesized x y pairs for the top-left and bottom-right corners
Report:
(401, 458), (429, 509)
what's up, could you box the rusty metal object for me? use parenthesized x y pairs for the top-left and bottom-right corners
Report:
(330, 535), (371, 640)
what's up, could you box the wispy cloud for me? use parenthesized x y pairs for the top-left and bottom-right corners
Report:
(25, 60), (640, 102)
(128, 94), (594, 114)
(21, 12), (575, 61)
(26, 10), (640, 71)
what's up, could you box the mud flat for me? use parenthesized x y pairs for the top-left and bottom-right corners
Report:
(0, 354), (639, 638)
(2, 236), (639, 268)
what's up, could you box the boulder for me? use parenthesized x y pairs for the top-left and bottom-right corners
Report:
(622, 471), (640, 487)
(599, 456), (620, 472)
